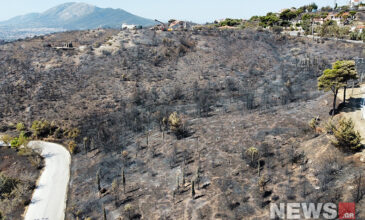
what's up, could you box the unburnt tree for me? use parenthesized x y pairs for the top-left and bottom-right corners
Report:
(246, 147), (259, 167)
(318, 62), (346, 116)
(332, 118), (362, 152)
(334, 60), (358, 103)
(168, 112), (189, 139)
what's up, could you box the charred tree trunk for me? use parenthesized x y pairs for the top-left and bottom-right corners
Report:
(332, 89), (339, 117)
(343, 86), (347, 104)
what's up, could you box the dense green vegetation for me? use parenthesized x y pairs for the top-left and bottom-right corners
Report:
(31, 120), (54, 138)
(316, 20), (350, 39)
(16, 122), (25, 132)
(350, 31), (365, 41)
(10, 132), (28, 149)
(250, 3), (318, 28)
(237, 3), (364, 40)
(3, 119), (80, 155)
(218, 18), (242, 27)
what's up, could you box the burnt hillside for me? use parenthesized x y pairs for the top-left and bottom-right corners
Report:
(0, 29), (364, 219)
(0, 29), (361, 137)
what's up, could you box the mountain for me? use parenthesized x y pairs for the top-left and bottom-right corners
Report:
(0, 2), (156, 40)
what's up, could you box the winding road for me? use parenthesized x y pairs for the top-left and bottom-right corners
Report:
(24, 141), (71, 220)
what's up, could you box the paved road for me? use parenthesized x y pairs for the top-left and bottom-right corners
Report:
(24, 141), (71, 220)
(339, 85), (365, 145)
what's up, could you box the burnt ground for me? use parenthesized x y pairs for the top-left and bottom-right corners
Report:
(0, 145), (43, 219)
(0, 28), (365, 219)
(68, 93), (365, 219)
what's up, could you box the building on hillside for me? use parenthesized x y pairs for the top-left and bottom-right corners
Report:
(313, 17), (325, 25)
(214, 19), (226, 24)
(350, 0), (364, 8)
(324, 12), (353, 25)
(326, 12), (342, 25)
(341, 12), (352, 24)
(122, 24), (137, 30)
(326, 12), (337, 20)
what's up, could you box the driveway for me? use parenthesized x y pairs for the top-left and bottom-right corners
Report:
(24, 141), (71, 220)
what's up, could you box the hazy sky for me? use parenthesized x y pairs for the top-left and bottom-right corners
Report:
(0, 0), (350, 23)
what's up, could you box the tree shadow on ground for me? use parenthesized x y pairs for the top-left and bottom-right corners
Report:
(337, 97), (363, 114)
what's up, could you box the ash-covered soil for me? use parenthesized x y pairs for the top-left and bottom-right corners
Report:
(0, 145), (43, 219)
(1, 28), (365, 219)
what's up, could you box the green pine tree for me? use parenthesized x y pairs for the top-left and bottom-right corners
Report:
(318, 60), (358, 116)
(333, 60), (358, 103)
(332, 118), (362, 152)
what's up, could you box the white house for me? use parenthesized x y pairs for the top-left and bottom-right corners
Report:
(122, 23), (137, 30)
(326, 12), (342, 25)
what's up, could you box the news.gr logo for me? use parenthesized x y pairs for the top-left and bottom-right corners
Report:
(338, 203), (356, 219)
(270, 202), (355, 219)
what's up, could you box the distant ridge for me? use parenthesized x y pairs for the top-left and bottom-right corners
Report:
(0, 2), (156, 40)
